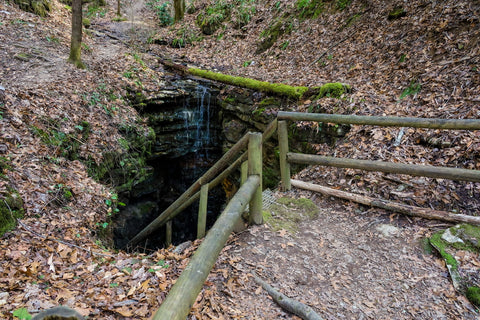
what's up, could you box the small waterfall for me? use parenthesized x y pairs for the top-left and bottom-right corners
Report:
(114, 80), (224, 250)
(182, 83), (215, 164)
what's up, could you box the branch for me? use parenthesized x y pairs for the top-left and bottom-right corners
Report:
(252, 272), (323, 320)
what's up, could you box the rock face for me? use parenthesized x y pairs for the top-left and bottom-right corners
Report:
(139, 79), (223, 159)
(113, 79), (225, 249)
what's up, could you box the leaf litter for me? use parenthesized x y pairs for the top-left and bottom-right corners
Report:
(1, 0), (480, 318)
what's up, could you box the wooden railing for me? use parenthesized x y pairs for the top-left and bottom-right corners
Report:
(134, 125), (276, 318)
(277, 111), (480, 190)
(143, 110), (480, 318)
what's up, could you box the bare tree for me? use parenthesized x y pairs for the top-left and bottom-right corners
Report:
(68, 0), (85, 68)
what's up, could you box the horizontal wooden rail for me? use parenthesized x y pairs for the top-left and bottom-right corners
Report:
(287, 153), (480, 182)
(152, 175), (261, 320)
(277, 111), (480, 130)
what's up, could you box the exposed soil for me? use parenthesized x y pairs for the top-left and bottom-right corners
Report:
(0, 0), (479, 319)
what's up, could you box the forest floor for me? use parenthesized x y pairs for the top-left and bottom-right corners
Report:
(0, 0), (480, 319)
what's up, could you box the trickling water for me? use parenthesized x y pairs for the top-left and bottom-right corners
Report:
(113, 80), (225, 250)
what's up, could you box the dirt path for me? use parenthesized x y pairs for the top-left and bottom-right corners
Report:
(210, 189), (478, 319)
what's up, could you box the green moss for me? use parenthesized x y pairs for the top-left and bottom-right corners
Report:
(449, 224), (480, 251)
(0, 157), (12, 180)
(196, 0), (231, 35)
(14, 0), (52, 17)
(277, 197), (318, 219)
(336, 0), (351, 11)
(388, 7), (406, 20)
(188, 68), (308, 99)
(258, 97), (281, 107)
(429, 231), (459, 271)
(257, 19), (285, 53)
(317, 82), (351, 99)
(82, 18), (91, 28)
(420, 237), (434, 255)
(466, 286), (480, 306)
(0, 188), (24, 236)
(296, 0), (324, 19)
(263, 196), (319, 234)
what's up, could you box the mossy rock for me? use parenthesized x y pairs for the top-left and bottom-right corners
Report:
(258, 97), (281, 108)
(388, 7), (406, 20)
(316, 82), (351, 99)
(263, 196), (319, 234)
(0, 188), (24, 236)
(466, 286), (480, 307)
(13, 0), (51, 17)
(429, 224), (480, 292)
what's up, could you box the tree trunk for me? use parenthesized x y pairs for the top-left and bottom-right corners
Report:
(174, 0), (185, 22)
(68, 0), (85, 69)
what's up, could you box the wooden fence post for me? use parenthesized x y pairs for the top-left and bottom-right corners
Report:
(197, 184), (208, 239)
(165, 221), (172, 247)
(248, 133), (263, 225)
(278, 120), (291, 191)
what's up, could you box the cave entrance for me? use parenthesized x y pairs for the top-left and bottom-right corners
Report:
(113, 80), (228, 251)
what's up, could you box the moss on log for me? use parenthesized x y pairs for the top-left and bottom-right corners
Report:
(188, 68), (308, 99)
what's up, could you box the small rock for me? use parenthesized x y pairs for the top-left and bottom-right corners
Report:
(0, 292), (9, 306)
(376, 224), (400, 237)
(441, 228), (464, 244)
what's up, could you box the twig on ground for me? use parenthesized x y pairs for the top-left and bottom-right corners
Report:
(252, 272), (323, 320)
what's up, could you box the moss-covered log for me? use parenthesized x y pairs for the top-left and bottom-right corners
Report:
(160, 60), (309, 99)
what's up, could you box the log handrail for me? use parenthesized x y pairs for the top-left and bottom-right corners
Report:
(127, 119), (277, 249)
(287, 153), (480, 182)
(127, 133), (250, 248)
(278, 111), (480, 130)
(151, 175), (261, 319)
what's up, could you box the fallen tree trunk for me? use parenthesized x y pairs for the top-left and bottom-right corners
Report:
(291, 179), (480, 225)
(160, 59), (309, 99)
(253, 272), (323, 320)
